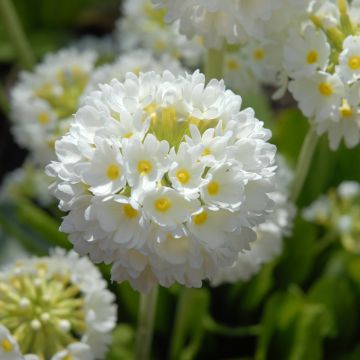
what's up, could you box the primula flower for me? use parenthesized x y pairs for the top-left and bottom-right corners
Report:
(285, 1), (360, 150)
(303, 181), (360, 253)
(0, 249), (117, 360)
(47, 70), (277, 293)
(116, 0), (204, 67)
(10, 48), (97, 165)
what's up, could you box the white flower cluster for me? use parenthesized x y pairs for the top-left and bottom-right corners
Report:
(303, 181), (360, 253)
(0, 249), (117, 360)
(84, 49), (185, 96)
(212, 157), (296, 284)
(286, 1), (360, 150)
(10, 48), (97, 165)
(47, 70), (277, 293)
(116, 0), (205, 67)
(152, 0), (310, 49)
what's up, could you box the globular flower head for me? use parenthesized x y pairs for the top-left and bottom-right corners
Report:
(286, 1), (360, 150)
(47, 70), (277, 293)
(116, 0), (205, 67)
(303, 181), (360, 253)
(152, 0), (310, 49)
(10, 48), (97, 165)
(0, 249), (117, 360)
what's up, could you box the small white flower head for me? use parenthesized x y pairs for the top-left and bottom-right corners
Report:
(284, 1), (360, 150)
(0, 250), (116, 359)
(152, 0), (310, 48)
(116, 0), (205, 67)
(283, 26), (330, 78)
(84, 49), (185, 96)
(47, 70), (277, 293)
(303, 181), (360, 253)
(10, 47), (97, 165)
(212, 156), (296, 285)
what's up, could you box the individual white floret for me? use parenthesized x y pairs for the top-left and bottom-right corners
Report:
(337, 35), (360, 83)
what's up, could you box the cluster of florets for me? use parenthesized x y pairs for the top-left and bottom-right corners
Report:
(303, 181), (360, 253)
(47, 70), (277, 293)
(212, 157), (296, 284)
(10, 48), (98, 165)
(116, 0), (205, 67)
(0, 249), (116, 360)
(286, 0), (360, 150)
(84, 49), (185, 96)
(152, 0), (310, 49)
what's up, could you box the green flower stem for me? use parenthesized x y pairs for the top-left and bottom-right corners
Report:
(168, 287), (194, 360)
(290, 126), (319, 203)
(203, 315), (261, 337)
(315, 231), (337, 254)
(0, 0), (35, 69)
(205, 46), (224, 81)
(135, 285), (159, 360)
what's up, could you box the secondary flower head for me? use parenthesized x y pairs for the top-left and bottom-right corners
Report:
(10, 47), (97, 165)
(212, 156), (296, 285)
(116, 0), (204, 67)
(286, 1), (360, 150)
(0, 249), (117, 360)
(84, 49), (185, 96)
(152, 0), (310, 48)
(303, 181), (360, 253)
(47, 70), (277, 293)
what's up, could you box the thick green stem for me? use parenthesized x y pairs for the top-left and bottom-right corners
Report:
(0, 0), (35, 69)
(169, 288), (193, 359)
(205, 46), (224, 81)
(135, 286), (159, 360)
(290, 126), (319, 203)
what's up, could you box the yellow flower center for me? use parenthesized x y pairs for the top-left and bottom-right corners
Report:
(176, 169), (191, 184)
(37, 112), (50, 125)
(202, 148), (211, 156)
(132, 67), (141, 76)
(106, 164), (120, 180)
(318, 82), (333, 96)
(62, 354), (73, 360)
(137, 160), (152, 175)
(207, 181), (220, 196)
(253, 49), (265, 61)
(226, 59), (239, 71)
(1, 339), (13, 352)
(155, 198), (171, 212)
(193, 211), (208, 225)
(123, 204), (138, 219)
(348, 55), (360, 70)
(154, 40), (165, 51)
(339, 99), (353, 118)
(306, 50), (318, 64)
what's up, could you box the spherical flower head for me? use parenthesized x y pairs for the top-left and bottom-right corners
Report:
(0, 249), (116, 359)
(116, 0), (205, 67)
(284, 2), (360, 150)
(10, 47), (97, 165)
(84, 49), (185, 96)
(211, 156), (296, 285)
(152, 0), (310, 48)
(47, 70), (277, 293)
(303, 181), (360, 253)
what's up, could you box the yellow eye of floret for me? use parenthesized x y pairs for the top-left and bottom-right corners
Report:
(106, 164), (120, 180)
(318, 82), (333, 96)
(155, 198), (171, 212)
